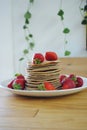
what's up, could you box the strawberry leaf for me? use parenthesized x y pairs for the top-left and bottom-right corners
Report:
(13, 84), (21, 90)
(37, 84), (45, 90)
(34, 59), (41, 64)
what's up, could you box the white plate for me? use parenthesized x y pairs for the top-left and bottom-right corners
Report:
(0, 76), (87, 97)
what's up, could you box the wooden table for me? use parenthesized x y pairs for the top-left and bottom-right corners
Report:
(0, 58), (87, 130)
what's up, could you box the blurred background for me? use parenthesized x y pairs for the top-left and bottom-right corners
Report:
(0, 0), (87, 81)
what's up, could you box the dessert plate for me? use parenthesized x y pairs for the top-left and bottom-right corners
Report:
(0, 76), (87, 97)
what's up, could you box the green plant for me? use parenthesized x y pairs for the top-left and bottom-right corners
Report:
(19, 0), (35, 61)
(57, 1), (71, 56)
(79, 0), (87, 50)
(79, 0), (87, 25)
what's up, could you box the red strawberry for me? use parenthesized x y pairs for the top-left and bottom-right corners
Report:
(45, 52), (58, 61)
(15, 73), (25, 80)
(7, 79), (15, 89)
(12, 79), (25, 90)
(44, 81), (56, 90)
(76, 77), (83, 87)
(33, 53), (44, 64)
(59, 74), (67, 83)
(68, 74), (77, 82)
(62, 78), (76, 89)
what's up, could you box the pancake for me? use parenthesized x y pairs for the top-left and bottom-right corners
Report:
(26, 60), (61, 90)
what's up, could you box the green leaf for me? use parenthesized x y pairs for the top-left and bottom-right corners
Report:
(37, 84), (46, 90)
(29, 0), (34, 3)
(63, 28), (70, 34)
(15, 73), (21, 77)
(13, 84), (21, 90)
(57, 9), (64, 16)
(80, 8), (84, 11)
(64, 50), (71, 56)
(25, 36), (29, 41)
(23, 49), (29, 54)
(81, 19), (87, 25)
(29, 34), (33, 37)
(19, 57), (24, 61)
(57, 9), (64, 20)
(30, 42), (35, 50)
(24, 11), (31, 19)
(25, 19), (29, 24)
(23, 25), (27, 29)
(65, 40), (68, 44)
(84, 5), (87, 11)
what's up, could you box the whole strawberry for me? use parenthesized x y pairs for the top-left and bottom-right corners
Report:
(33, 53), (44, 64)
(62, 78), (76, 89)
(15, 73), (25, 80)
(69, 74), (77, 81)
(37, 81), (56, 90)
(45, 52), (58, 61)
(59, 74), (67, 83)
(7, 79), (15, 89)
(44, 81), (56, 90)
(76, 77), (83, 87)
(12, 78), (25, 90)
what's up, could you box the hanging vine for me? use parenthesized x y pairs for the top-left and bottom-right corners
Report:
(19, 0), (35, 61)
(57, 0), (71, 56)
(79, 0), (87, 25)
(79, 0), (87, 50)
(18, 0), (85, 59)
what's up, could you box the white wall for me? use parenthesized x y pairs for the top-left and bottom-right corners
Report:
(0, 0), (14, 81)
(0, 0), (87, 81)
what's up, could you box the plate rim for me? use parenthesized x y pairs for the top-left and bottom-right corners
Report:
(0, 76), (87, 97)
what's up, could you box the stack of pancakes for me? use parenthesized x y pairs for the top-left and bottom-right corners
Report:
(26, 60), (61, 90)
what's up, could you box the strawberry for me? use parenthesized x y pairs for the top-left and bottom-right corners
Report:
(44, 81), (56, 90)
(37, 81), (56, 90)
(45, 52), (58, 61)
(33, 53), (44, 64)
(7, 79), (15, 89)
(12, 79), (26, 90)
(68, 74), (77, 82)
(76, 77), (83, 87)
(62, 78), (76, 89)
(59, 74), (67, 83)
(15, 73), (25, 80)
